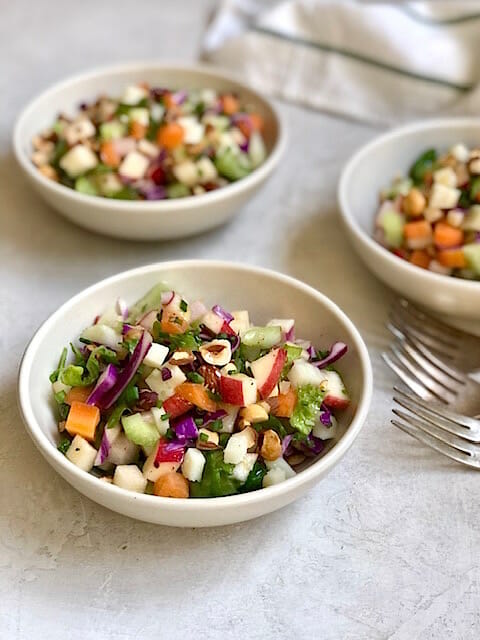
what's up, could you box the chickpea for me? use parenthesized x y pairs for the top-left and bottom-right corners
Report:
(153, 472), (189, 498)
(403, 188), (426, 217)
(260, 429), (282, 461)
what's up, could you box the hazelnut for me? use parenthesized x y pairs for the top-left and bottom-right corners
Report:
(239, 403), (269, 424)
(260, 429), (282, 461)
(403, 188), (426, 217)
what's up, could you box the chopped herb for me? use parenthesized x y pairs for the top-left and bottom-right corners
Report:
(194, 417), (204, 426)
(219, 433), (230, 448)
(161, 413), (170, 421)
(166, 427), (175, 440)
(187, 371), (204, 384)
(57, 438), (71, 455)
(79, 337), (93, 345)
(54, 390), (66, 404)
(199, 432), (209, 443)
(58, 404), (70, 420)
(180, 299), (188, 312)
(153, 325), (201, 351)
(209, 419), (223, 432)
(106, 403), (127, 429)
(49, 347), (68, 383)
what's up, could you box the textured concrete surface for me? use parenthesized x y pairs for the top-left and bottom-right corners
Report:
(1, 1), (480, 638)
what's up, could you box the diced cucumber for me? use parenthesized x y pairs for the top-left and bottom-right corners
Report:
(75, 176), (99, 196)
(380, 210), (405, 248)
(99, 120), (127, 141)
(127, 282), (170, 323)
(463, 244), (480, 276)
(166, 183), (190, 199)
(215, 150), (251, 181)
(249, 132), (266, 169)
(122, 413), (160, 450)
(242, 326), (282, 349)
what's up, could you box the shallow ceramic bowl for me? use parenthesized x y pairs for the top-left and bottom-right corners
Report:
(339, 119), (480, 334)
(18, 261), (372, 527)
(13, 63), (286, 240)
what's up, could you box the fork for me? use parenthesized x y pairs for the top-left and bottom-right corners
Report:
(391, 386), (480, 469)
(387, 298), (480, 378)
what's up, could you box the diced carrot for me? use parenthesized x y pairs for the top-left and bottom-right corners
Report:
(154, 472), (189, 498)
(410, 249), (431, 269)
(65, 386), (93, 405)
(160, 311), (189, 335)
(163, 395), (193, 418)
(404, 220), (432, 240)
(156, 123), (184, 149)
(271, 388), (297, 418)
(65, 401), (100, 441)
(249, 113), (264, 132)
(130, 120), (147, 140)
(100, 141), (120, 168)
(437, 248), (467, 269)
(175, 382), (217, 412)
(221, 94), (240, 115)
(236, 119), (252, 139)
(434, 221), (464, 249)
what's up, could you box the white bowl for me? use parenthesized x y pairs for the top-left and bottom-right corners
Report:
(339, 118), (480, 334)
(13, 62), (286, 240)
(18, 261), (372, 527)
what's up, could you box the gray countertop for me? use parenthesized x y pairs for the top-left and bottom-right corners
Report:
(2, 1), (479, 638)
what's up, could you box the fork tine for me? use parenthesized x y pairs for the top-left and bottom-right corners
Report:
(382, 352), (435, 400)
(393, 394), (480, 442)
(392, 408), (476, 454)
(388, 314), (456, 357)
(391, 417), (480, 468)
(389, 345), (455, 403)
(396, 339), (464, 389)
(393, 386), (480, 430)
(398, 299), (466, 339)
(392, 302), (459, 346)
(398, 329), (466, 384)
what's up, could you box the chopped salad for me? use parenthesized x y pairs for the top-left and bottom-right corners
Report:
(374, 144), (480, 280)
(31, 84), (267, 200)
(51, 284), (350, 498)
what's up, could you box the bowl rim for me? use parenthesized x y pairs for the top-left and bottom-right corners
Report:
(338, 117), (480, 292)
(17, 260), (373, 512)
(12, 61), (287, 213)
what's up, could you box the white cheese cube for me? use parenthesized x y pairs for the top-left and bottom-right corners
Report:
(429, 183), (460, 210)
(232, 453), (258, 482)
(312, 414), (338, 440)
(150, 103), (165, 121)
(173, 160), (199, 187)
(113, 465), (147, 493)
(450, 143), (469, 163)
(196, 156), (218, 183)
(143, 343), (169, 369)
(182, 448), (206, 482)
(122, 85), (148, 105)
(433, 167), (457, 188)
(66, 435), (97, 472)
(59, 144), (98, 177)
(129, 108), (149, 126)
(265, 457), (296, 479)
(178, 117), (205, 144)
(119, 151), (150, 180)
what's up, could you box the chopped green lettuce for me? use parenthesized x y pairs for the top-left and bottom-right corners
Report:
(189, 450), (240, 498)
(290, 384), (326, 436)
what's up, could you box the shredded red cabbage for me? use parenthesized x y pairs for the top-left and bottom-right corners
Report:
(282, 434), (293, 455)
(139, 310), (158, 331)
(312, 342), (348, 368)
(161, 367), (172, 381)
(122, 323), (134, 335)
(212, 304), (233, 323)
(86, 364), (120, 408)
(202, 409), (227, 427)
(94, 426), (118, 466)
(319, 406), (332, 427)
(173, 415), (198, 443)
(285, 325), (295, 341)
(102, 331), (152, 409)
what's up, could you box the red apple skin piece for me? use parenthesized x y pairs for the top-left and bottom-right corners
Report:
(219, 374), (257, 406)
(252, 348), (287, 399)
(323, 394), (350, 410)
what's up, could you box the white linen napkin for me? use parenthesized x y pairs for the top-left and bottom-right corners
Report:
(202, 0), (480, 124)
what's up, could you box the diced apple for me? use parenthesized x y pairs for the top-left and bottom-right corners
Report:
(217, 402), (239, 433)
(107, 434), (139, 465)
(287, 359), (327, 389)
(122, 84), (148, 105)
(143, 343), (169, 369)
(320, 370), (350, 409)
(232, 453), (258, 482)
(250, 348), (287, 399)
(59, 144), (98, 177)
(202, 310), (225, 334)
(150, 407), (169, 436)
(113, 465), (147, 493)
(230, 310), (250, 336)
(145, 364), (186, 402)
(66, 435), (97, 472)
(267, 318), (294, 337)
(219, 373), (257, 406)
(265, 457), (296, 478)
(119, 151), (149, 180)
(81, 324), (122, 351)
(223, 430), (256, 464)
(143, 447), (181, 482)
